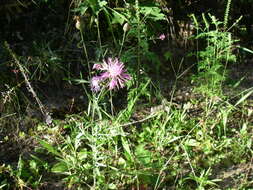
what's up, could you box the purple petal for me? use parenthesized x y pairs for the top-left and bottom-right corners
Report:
(122, 73), (131, 80)
(91, 57), (131, 91)
(117, 78), (125, 88)
(100, 72), (110, 79)
(109, 79), (117, 90)
(107, 58), (113, 65)
(93, 64), (101, 70)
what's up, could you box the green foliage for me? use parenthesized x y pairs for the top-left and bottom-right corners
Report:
(117, 76), (151, 121)
(182, 168), (220, 190)
(73, 0), (166, 73)
(2, 0), (253, 189)
(0, 156), (48, 189)
(192, 14), (237, 97)
(28, 41), (65, 82)
(31, 89), (253, 189)
(119, 0), (165, 74)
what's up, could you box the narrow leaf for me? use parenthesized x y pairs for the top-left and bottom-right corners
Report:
(235, 89), (253, 106)
(51, 162), (68, 174)
(39, 139), (60, 156)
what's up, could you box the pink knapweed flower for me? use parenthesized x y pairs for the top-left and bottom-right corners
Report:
(91, 76), (102, 92)
(159, 34), (166, 40)
(91, 57), (131, 91)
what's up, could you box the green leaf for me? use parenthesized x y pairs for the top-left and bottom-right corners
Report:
(77, 150), (88, 160)
(0, 184), (7, 188)
(185, 139), (199, 147)
(164, 51), (172, 61)
(140, 6), (165, 20)
(87, 0), (107, 16)
(239, 46), (253, 54)
(99, 0), (107, 7)
(29, 160), (38, 171)
(39, 139), (60, 156)
(51, 162), (68, 174)
(235, 88), (253, 106)
(121, 137), (133, 163)
(72, 5), (88, 15)
(108, 183), (117, 189)
(17, 156), (25, 177)
(135, 144), (152, 166)
(30, 154), (49, 169)
(111, 10), (127, 25)
(87, 0), (100, 15)
(72, 79), (89, 84)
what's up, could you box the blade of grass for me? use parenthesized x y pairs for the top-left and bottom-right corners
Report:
(235, 89), (253, 107)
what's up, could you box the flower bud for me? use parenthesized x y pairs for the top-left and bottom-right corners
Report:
(123, 22), (130, 32)
(74, 16), (83, 30)
(159, 34), (166, 40)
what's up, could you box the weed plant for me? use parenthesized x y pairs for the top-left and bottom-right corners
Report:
(191, 13), (237, 98)
(1, 0), (253, 190)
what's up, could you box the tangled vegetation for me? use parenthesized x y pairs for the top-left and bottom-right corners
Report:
(0, 0), (253, 189)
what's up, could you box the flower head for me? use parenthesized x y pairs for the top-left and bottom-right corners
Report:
(159, 34), (166, 40)
(91, 57), (131, 91)
(90, 76), (102, 92)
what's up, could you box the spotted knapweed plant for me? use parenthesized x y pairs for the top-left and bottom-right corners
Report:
(90, 57), (131, 116)
(91, 57), (131, 92)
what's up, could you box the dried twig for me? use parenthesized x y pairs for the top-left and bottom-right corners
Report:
(5, 42), (52, 125)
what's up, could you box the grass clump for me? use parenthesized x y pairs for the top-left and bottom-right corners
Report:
(1, 0), (253, 190)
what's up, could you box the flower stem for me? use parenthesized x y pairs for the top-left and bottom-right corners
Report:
(96, 18), (102, 59)
(80, 28), (91, 78)
(135, 0), (141, 87)
(110, 90), (114, 116)
(118, 30), (126, 57)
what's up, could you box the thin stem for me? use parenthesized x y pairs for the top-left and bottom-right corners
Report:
(80, 29), (91, 78)
(118, 30), (126, 57)
(96, 18), (102, 60)
(135, 0), (141, 87)
(5, 42), (51, 123)
(104, 7), (118, 48)
(92, 124), (98, 188)
(91, 87), (105, 120)
(110, 90), (114, 116)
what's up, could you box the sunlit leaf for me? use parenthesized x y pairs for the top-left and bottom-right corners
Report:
(51, 162), (68, 174)
(39, 139), (60, 156)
